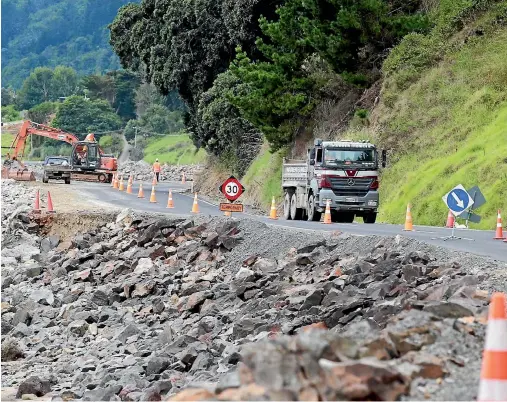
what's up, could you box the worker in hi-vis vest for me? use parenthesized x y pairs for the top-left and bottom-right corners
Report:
(153, 158), (161, 182)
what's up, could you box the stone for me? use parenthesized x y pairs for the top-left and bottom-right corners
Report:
(235, 267), (255, 280)
(68, 320), (89, 337)
(135, 257), (154, 274)
(16, 376), (51, 398)
(423, 300), (477, 318)
(300, 289), (323, 311)
(1, 337), (24, 361)
(91, 290), (109, 306)
(82, 385), (122, 401)
(25, 265), (42, 278)
(146, 356), (172, 375)
(116, 324), (141, 343)
(29, 289), (54, 305)
(401, 351), (446, 379)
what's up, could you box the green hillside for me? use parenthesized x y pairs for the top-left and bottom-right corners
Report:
(1, 0), (135, 89)
(143, 134), (206, 165)
(375, 8), (507, 229)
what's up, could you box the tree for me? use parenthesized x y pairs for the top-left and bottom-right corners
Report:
(81, 70), (140, 120)
(195, 71), (262, 175)
(17, 67), (55, 109)
(229, 0), (430, 150)
(27, 102), (58, 124)
(134, 83), (167, 118)
(52, 66), (79, 98)
(1, 105), (21, 122)
(1, 88), (15, 106)
(52, 95), (122, 138)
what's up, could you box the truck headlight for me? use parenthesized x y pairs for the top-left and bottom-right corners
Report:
(368, 200), (378, 206)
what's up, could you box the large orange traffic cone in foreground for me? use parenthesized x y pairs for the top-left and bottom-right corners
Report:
(478, 292), (507, 401)
(445, 210), (455, 228)
(126, 176), (133, 194)
(166, 189), (174, 208)
(403, 204), (414, 231)
(137, 183), (145, 198)
(47, 191), (55, 213)
(494, 210), (504, 239)
(191, 193), (199, 213)
(149, 185), (157, 203)
(33, 190), (41, 212)
(323, 199), (332, 224)
(269, 196), (277, 220)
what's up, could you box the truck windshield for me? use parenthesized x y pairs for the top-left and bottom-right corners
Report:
(324, 148), (376, 167)
(46, 158), (67, 165)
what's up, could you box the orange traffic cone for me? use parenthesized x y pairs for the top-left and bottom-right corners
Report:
(152, 174), (157, 186)
(113, 174), (118, 189)
(494, 210), (504, 239)
(149, 185), (157, 203)
(191, 193), (199, 213)
(137, 183), (145, 198)
(478, 292), (507, 401)
(119, 176), (125, 191)
(269, 196), (277, 220)
(126, 176), (133, 194)
(445, 210), (455, 228)
(33, 190), (41, 212)
(224, 210), (232, 217)
(47, 191), (55, 213)
(166, 189), (174, 208)
(403, 204), (414, 231)
(323, 199), (332, 224)
(110, 173), (115, 187)
(182, 172), (186, 185)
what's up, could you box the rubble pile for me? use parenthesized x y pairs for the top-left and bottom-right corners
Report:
(0, 191), (496, 401)
(118, 161), (201, 182)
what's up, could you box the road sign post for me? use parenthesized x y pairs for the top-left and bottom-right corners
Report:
(219, 176), (246, 215)
(439, 184), (475, 241)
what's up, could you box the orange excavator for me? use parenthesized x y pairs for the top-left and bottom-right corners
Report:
(1, 120), (117, 183)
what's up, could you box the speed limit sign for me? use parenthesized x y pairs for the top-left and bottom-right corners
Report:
(219, 176), (245, 202)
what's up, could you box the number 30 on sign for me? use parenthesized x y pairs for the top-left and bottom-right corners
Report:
(219, 176), (245, 202)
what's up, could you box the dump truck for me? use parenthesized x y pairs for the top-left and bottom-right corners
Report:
(42, 156), (72, 184)
(282, 139), (386, 223)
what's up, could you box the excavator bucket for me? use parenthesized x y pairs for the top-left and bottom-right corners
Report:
(1, 165), (36, 181)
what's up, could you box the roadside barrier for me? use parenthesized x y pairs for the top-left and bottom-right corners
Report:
(446, 209), (455, 228)
(478, 292), (507, 401)
(47, 191), (55, 213)
(494, 210), (504, 239)
(269, 196), (277, 220)
(137, 183), (145, 198)
(403, 204), (414, 231)
(323, 199), (332, 224)
(191, 193), (199, 213)
(167, 189), (174, 209)
(149, 185), (157, 203)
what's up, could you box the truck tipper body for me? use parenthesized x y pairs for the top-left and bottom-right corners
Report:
(282, 139), (386, 223)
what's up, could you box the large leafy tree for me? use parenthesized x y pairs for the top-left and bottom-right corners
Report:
(109, 0), (282, 148)
(229, 0), (430, 150)
(52, 95), (122, 137)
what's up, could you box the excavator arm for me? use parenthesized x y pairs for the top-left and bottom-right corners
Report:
(8, 121), (79, 160)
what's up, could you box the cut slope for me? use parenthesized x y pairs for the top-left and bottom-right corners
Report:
(143, 134), (206, 165)
(376, 27), (507, 229)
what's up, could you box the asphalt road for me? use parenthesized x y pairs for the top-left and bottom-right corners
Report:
(74, 180), (507, 262)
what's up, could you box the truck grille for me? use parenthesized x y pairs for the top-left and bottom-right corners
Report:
(329, 177), (373, 197)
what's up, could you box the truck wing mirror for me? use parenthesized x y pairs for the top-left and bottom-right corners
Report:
(310, 159), (315, 166)
(381, 150), (387, 168)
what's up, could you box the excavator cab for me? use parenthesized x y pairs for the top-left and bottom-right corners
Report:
(72, 141), (101, 171)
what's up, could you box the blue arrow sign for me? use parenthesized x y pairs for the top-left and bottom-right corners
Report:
(442, 184), (474, 216)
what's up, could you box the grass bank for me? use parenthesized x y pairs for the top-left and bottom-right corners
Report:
(142, 133), (206, 165)
(375, 19), (507, 229)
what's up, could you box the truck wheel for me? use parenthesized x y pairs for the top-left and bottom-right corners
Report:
(42, 174), (49, 184)
(290, 193), (303, 220)
(65, 178), (71, 184)
(283, 192), (292, 220)
(307, 194), (321, 222)
(363, 213), (377, 224)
